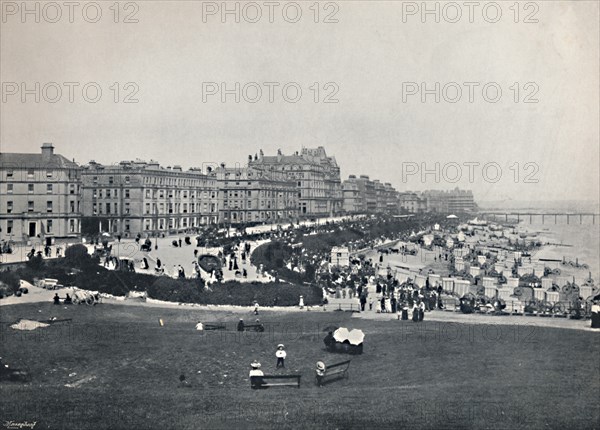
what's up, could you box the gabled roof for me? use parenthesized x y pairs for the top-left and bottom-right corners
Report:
(0, 152), (78, 169)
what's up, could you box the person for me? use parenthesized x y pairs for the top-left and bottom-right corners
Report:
(249, 361), (265, 389)
(237, 318), (245, 332)
(412, 302), (419, 322)
(195, 322), (204, 331)
(315, 361), (326, 387)
(323, 331), (335, 350)
(360, 294), (367, 312)
(64, 294), (72, 305)
(275, 344), (286, 368)
(253, 301), (259, 315)
(178, 238), (182, 247)
(298, 295), (304, 309)
(53, 293), (60, 305)
(419, 300), (426, 322)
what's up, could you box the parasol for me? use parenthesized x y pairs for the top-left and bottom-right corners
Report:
(347, 329), (365, 345)
(333, 327), (350, 343)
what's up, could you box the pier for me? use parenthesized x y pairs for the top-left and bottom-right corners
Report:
(478, 212), (599, 225)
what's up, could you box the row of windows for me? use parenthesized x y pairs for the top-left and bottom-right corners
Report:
(5, 183), (78, 194)
(223, 210), (296, 221)
(223, 200), (297, 209)
(90, 175), (213, 187)
(3, 219), (78, 235)
(143, 216), (217, 231)
(5, 200), (78, 214)
(4, 169), (79, 180)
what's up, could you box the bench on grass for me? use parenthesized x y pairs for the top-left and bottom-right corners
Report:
(203, 323), (226, 331)
(251, 374), (301, 389)
(240, 324), (265, 332)
(315, 360), (351, 386)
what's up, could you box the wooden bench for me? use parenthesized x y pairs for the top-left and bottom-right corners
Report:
(250, 374), (301, 389)
(315, 360), (351, 386)
(203, 323), (226, 331)
(239, 324), (265, 332)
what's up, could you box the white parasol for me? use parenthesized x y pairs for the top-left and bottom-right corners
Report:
(347, 329), (365, 345)
(333, 327), (350, 343)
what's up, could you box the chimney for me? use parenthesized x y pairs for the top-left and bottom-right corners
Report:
(41, 143), (54, 160)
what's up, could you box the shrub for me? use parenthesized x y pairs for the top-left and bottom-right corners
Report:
(0, 271), (20, 293)
(64, 244), (95, 267)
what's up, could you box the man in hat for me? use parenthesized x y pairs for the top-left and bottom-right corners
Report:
(315, 361), (326, 387)
(237, 318), (245, 332)
(249, 361), (264, 389)
(275, 344), (287, 368)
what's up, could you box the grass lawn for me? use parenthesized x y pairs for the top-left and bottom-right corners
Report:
(1, 303), (599, 430)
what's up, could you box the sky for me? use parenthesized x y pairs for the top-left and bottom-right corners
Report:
(1, 0), (598, 205)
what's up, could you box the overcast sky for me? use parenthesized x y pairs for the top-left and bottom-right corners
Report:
(1, 1), (598, 204)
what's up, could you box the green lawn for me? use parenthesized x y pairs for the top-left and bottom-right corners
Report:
(1, 303), (598, 429)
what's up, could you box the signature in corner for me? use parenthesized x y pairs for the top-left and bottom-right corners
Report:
(3, 421), (37, 430)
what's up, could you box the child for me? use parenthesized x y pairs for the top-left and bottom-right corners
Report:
(275, 344), (286, 368)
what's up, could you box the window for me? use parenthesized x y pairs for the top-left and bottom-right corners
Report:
(69, 219), (75, 233)
(28, 184), (34, 194)
(108, 176), (114, 184)
(114, 203), (118, 213)
(47, 220), (53, 233)
(93, 203), (98, 215)
(159, 190), (164, 198)
(69, 184), (75, 194)
(28, 201), (34, 212)
(125, 202), (130, 214)
(106, 190), (111, 198)
(7, 201), (13, 213)
(6, 169), (13, 178)
(125, 189), (130, 199)
(47, 184), (53, 194)
(47, 201), (53, 213)
(106, 203), (111, 214)
(145, 203), (151, 214)
(7, 184), (13, 194)
(98, 189), (103, 198)
(93, 176), (98, 183)
(46, 170), (53, 178)
(146, 189), (151, 198)
(183, 203), (188, 213)
(92, 189), (97, 198)
(70, 201), (75, 213)
(7, 220), (13, 234)
(125, 176), (130, 184)
(27, 169), (34, 178)
(125, 221), (130, 232)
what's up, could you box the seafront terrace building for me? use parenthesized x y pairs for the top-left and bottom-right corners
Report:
(213, 165), (299, 225)
(0, 144), (82, 244)
(248, 147), (342, 218)
(422, 188), (476, 213)
(342, 175), (399, 214)
(81, 160), (218, 237)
